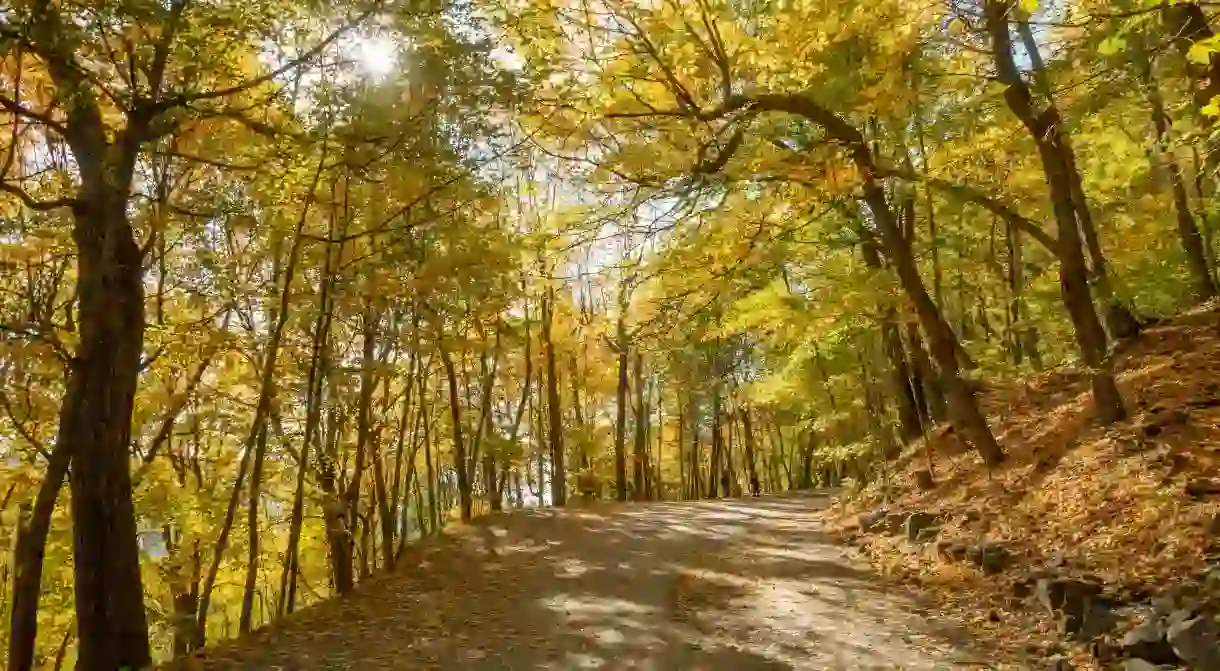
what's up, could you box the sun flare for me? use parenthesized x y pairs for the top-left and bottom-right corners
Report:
(354, 36), (398, 79)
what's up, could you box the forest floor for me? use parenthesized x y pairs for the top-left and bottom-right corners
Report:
(826, 303), (1220, 668)
(166, 493), (993, 670)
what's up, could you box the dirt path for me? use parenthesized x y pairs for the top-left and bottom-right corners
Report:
(172, 495), (989, 670)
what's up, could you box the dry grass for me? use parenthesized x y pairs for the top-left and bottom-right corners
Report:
(824, 304), (1220, 666)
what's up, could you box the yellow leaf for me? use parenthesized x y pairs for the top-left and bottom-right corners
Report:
(1098, 36), (1125, 57)
(1019, 0), (1038, 13)
(1189, 42), (1214, 65)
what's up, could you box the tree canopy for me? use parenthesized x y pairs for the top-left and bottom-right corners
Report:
(4, 0), (1220, 666)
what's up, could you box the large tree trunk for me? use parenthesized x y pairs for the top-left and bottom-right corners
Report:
(395, 414), (424, 558)
(676, 395), (686, 499)
(1013, 18), (1141, 339)
(872, 204), (1004, 464)
(848, 175), (1004, 465)
(985, 0), (1125, 424)
(730, 92), (1003, 464)
(569, 355), (588, 470)
(239, 248), (288, 633)
(63, 186), (152, 670)
(378, 377), (407, 571)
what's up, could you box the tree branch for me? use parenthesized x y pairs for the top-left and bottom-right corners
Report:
(876, 166), (1060, 253)
(0, 181), (78, 211)
(0, 93), (69, 137)
(0, 387), (53, 461)
(148, 6), (378, 113)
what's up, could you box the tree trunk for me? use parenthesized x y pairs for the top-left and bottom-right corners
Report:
(1139, 36), (1218, 300)
(239, 245), (286, 633)
(904, 324), (946, 421)
(469, 324), (501, 512)
(689, 396), (702, 499)
(798, 429), (815, 489)
(676, 394), (686, 500)
(239, 421), (270, 634)
(723, 406), (738, 496)
(860, 238), (925, 442)
(569, 354), (589, 470)
(196, 162), (321, 644)
(60, 183), (151, 670)
(707, 382), (723, 498)
(613, 318), (630, 502)
(357, 512), (372, 580)
(632, 351), (647, 501)
(438, 336), (473, 522)
(170, 540), (200, 658)
(652, 380), (664, 499)
(772, 422), (793, 490)
(380, 356), (412, 572)
(7, 443), (70, 671)
(423, 392), (439, 532)
(343, 307), (378, 584)
(985, 0), (1125, 424)
(533, 380), (546, 501)
(732, 92), (1003, 463)
(1013, 17), (1142, 339)
(542, 287), (566, 506)
(740, 405), (761, 496)
(853, 175), (1004, 464)
(278, 244), (334, 617)
(502, 290), (533, 511)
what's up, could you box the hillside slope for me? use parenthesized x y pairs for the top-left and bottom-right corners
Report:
(828, 305), (1220, 668)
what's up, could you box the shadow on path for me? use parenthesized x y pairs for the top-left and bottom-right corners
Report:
(168, 496), (992, 670)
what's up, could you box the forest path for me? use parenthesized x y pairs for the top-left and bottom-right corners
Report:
(175, 495), (990, 670)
